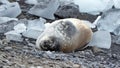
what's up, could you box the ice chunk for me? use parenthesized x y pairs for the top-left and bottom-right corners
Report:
(0, 2), (21, 18)
(0, 17), (18, 24)
(0, 0), (10, 4)
(93, 16), (101, 26)
(73, 0), (113, 15)
(0, 20), (18, 33)
(25, 0), (37, 5)
(27, 18), (46, 29)
(59, 0), (74, 5)
(45, 23), (51, 29)
(22, 18), (46, 39)
(87, 31), (111, 49)
(5, 31), (23, 42)
(14, 23), (27, 33)
(22, 28), (43, 39)
(113, 0), (120, 8)
(97, 9), (120, 32)
(28, 0), (60, 19)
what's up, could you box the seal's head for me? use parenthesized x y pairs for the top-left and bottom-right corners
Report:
(36, 36), (61, 51)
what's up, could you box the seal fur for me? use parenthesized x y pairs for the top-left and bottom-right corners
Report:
(36, 18), (93, 53)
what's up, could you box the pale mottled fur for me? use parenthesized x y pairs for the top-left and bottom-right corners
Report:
(36, 18), (93, 53)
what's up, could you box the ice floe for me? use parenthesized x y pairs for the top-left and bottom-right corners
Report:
(87, 31), (111, 49)
(0, 2), (21, 18)
(73, 0), (113, 15)
(28, 0), (60, 19)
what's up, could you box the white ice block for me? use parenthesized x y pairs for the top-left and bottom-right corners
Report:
(25, 0), (37, 5)
(14, 23), (27, 33)
(73, 0), (113, 15)
(87, 31), (111, 49)
(5, 31), (23, 42)
(28, 0), (60, 19)
(97, 9), (120, 33)
(0, 17), (18, 24)
(0, 2), (21, 18)
(22, 18), (46, 39)
(22, 27), (43, 39)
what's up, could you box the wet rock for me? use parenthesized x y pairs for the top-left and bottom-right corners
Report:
(87, 30), (111, 49)
(55, 3), (80, 18)
(28, 0), (60, 19)
(0, 2), (21, 18)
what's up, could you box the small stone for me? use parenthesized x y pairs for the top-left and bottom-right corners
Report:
(92, 46), (104, 55)
(4, 47), (12, 50)
(73, 64), (81, 68)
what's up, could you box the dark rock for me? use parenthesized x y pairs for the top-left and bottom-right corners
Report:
(55, 3), (80, 18)
(55, 3), (97, 22)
